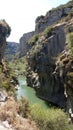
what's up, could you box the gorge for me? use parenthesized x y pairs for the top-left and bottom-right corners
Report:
(1, 0), (73, 130)
(17, 0), (73, 122)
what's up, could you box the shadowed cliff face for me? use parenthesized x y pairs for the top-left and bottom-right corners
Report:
(26, 23), (66, 108)
(0, 20), (11, 62)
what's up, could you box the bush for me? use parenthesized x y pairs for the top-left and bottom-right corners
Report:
(30, 104), (73, 130)
(44, 26), (53, 38)
(67, 32), (73, 56)
(67, 72), (73, 85)
(69, 8), (73, 17)
(28, 34), (39, 46)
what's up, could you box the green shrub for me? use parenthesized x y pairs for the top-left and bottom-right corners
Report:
(67, 72), (73, 84)
(28, 34), (39, 46)
(67, 32), (73, 56)
(44, 26), (53, 38)
(2, 81), (8, 89)
(69, 8), (73, 17)
(30, 104), (73, 130)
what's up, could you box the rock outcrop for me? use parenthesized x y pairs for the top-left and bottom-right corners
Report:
(0, 20), (11, 62)
(19, 1), (73, 59)
(35, 0), (73, 33)
(19, 31), (35, 57)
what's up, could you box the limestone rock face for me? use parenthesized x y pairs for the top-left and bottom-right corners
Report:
(19, 31), (35, 57)
(26, 24), (66, 108)
(35, 1), (73, 33)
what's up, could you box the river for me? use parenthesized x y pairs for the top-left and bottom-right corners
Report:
(17, 76), (49, 109)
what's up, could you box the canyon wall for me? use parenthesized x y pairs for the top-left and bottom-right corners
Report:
(26, 23), (66, 108)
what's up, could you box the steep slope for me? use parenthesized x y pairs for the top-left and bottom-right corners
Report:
(26, 23), (66, 108)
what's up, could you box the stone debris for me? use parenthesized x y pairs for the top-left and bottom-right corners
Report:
(0, 91), (8, 102)
(0, 120), (13, 130)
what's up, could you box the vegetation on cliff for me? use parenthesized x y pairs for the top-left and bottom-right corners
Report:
(9, 56), (27, 75)
(67, 32), (73, 56)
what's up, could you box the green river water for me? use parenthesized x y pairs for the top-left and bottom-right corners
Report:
(17, 76), (49, 109)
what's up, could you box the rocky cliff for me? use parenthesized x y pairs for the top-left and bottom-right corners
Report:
(0, 20), (11, 62)
(26, 23), (66, 108)
(25, 1), (73, 117)
(19, 31), (35, 57)
(13, 1), (73, 123)
(35, 0), (73, 33)
(19, 1), (73, 58)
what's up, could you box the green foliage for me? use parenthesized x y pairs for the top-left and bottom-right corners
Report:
(28, 34), (39, 46)
(67, 32), (73, 56)
(69, 8), (73, 17)
(9, 56), (27, 75)
(67, 72), (73, 84)
(2, 81), (9, 89)
(44, 26), (53, 38)
(68, 25), (73, 32)
(30, 104), (73, 130)
(29, 44), (43, 58)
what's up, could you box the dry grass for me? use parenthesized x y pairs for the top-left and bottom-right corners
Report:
(0, 97), (39, 130)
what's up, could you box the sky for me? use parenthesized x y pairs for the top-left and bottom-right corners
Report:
(0, 0), (70, 43)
